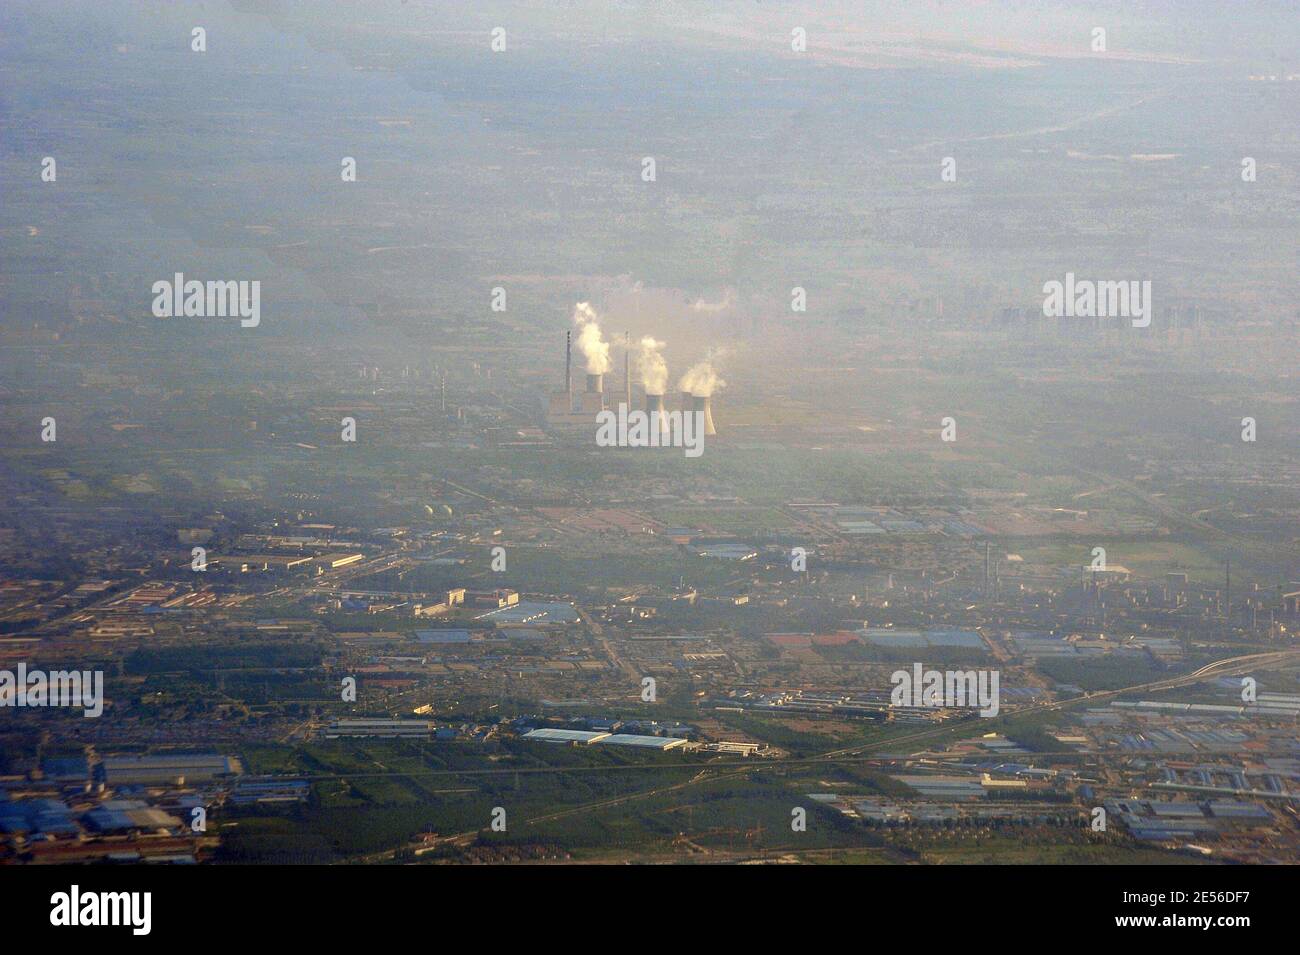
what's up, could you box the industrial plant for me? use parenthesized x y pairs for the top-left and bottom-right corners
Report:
(545, 303), (722, 438)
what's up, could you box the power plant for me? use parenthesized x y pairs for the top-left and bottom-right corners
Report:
(548, 331), (608, 429)
(545, 304), (722, 437)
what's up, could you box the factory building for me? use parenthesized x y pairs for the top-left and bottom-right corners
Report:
(592, 733), (689, 751)
(706, 741), (762, 756)
(100, 754), (242, 785)
(231, 554), (314, 574)
(466, 588), (520, 609)
(314, 552), (366, 570)
(325, 719), (432, 739)
(82, 801), (182, 834)
(523, 728), (611, 744)
(521, 728), (689, 750)
(547, 330), (609, 430)
(891, 774), (986, 800)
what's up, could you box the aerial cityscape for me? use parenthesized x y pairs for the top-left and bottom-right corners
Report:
(2, 0), (1297, 883)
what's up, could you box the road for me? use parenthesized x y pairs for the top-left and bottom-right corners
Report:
(574, 605), (641, 682)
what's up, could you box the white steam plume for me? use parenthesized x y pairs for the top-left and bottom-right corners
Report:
(572, 302), (610, 375)
(636, 337), (669, 394)
(679, 360), (725, 397)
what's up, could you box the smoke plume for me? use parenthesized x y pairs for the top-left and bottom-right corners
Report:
(679, 360), (725, 397)
(636, 336), (669, 394)
(572, 302), (610, 374)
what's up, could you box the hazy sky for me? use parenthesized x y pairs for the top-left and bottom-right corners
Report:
(2, 1), (1295, 361)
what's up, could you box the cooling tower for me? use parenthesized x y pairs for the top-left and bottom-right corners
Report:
(691, 395), (717, 436)
(586, 373), (603, 393)
(645, 393), (669, 439)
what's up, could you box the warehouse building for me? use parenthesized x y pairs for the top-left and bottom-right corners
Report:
(325, 718), (432, 739)
(592, 734), (689, 751)
(315, 553), (366, 570)
(101, 754), (242, 785)
(82, 800), (181, 834)
(522, 728), (610, 745)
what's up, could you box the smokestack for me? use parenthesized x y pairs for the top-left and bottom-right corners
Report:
(984, 541), (991, 596)
(565, 330), (572, 399)
(645, 394), (669, 439)
(1225, 558), (1231, 621)
(624, 331), (631, 411)
(586, 373), (603, 394)
(692, 394), (717, 436)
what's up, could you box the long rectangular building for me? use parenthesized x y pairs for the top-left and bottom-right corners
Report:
(325, 719), (432, 738)
(522, 728), (610, 744)
(592, 734), (689, 751)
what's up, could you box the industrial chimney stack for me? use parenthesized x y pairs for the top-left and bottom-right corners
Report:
(624, 331), (632, 412)
(586, 373), (603, 394)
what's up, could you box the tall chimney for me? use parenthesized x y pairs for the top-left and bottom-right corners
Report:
(1225, 558), (1231, 621)
(645, 393), (669, 440)
(565, 330), (572, 400)
(624, 331), (631, 412)
(691, 395), (717, 436)
(586, 373), (603, 394)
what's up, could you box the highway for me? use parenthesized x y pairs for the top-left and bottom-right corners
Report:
(815, 648), (1299, 762)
